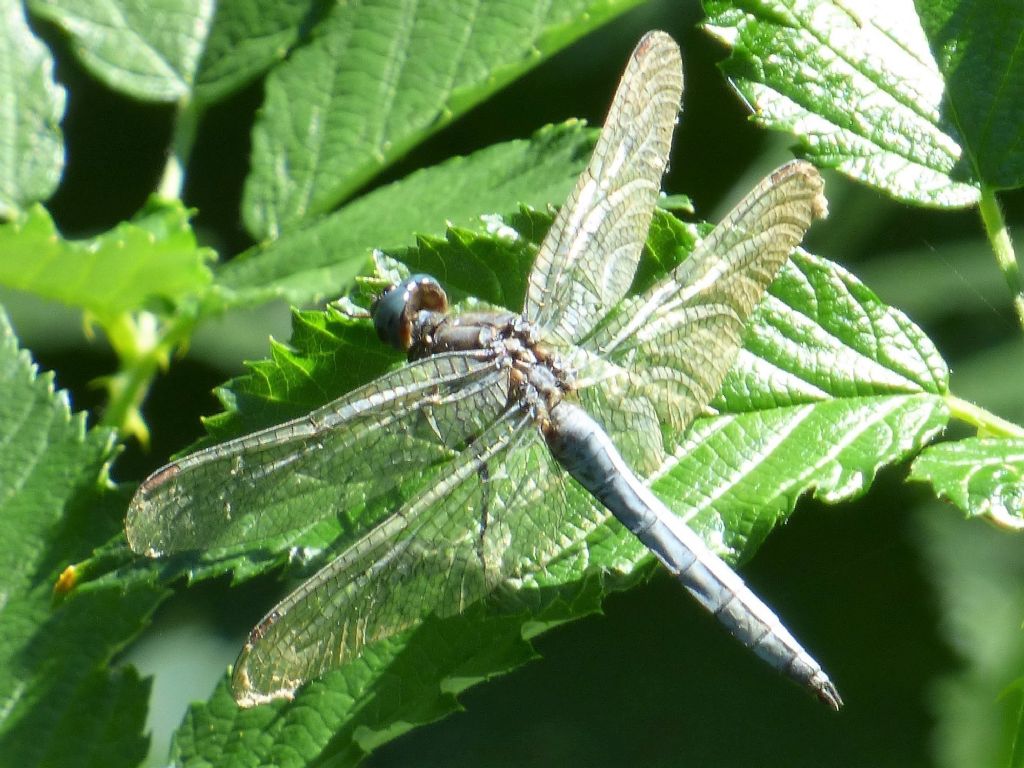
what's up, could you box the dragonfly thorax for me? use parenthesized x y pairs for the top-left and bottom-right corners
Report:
(373, 274), (576, 415)
(417, 306), (575, 415)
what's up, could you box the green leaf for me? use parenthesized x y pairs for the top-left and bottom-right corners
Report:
(0, 307), (166, 767)
(192, 0), (316, 106)
(151, 204), (948, 764)
(171, 607), (546, 768)
(657, 249), (949, 561)
(0, 0), (65, 218)
(0, 200), (213, 320)
(167, 496), (613, 768)
(396, 219), (539, 310)
(909, 437), (1024, 528)
(240, 0), (645, 238)
(28, 0), (215, 102)
(217, 121), (598, 307)
(203, 306), (399, 443)
(916, 0), (1024, 190)
(703, 0), (981, 207)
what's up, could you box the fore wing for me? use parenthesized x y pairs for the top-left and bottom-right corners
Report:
(524, 30), (682, 345)
(126, 351), (510, 557)
(580, 160), (828, 437)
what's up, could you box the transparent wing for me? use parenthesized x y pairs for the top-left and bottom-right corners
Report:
(126, 350), (512, 557)
(524, 30), (682, 345)
(580, 161), (828, 436)
(230, 404), (612, 706)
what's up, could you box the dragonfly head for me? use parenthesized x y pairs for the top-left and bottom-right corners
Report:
(371, 274), (449, 351)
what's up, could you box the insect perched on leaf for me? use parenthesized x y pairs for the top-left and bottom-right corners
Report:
(127, 30), (839, 709)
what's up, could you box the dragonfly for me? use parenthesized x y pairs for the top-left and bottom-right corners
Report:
(126, 30), (840, 710)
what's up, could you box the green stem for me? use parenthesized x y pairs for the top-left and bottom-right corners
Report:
(946, 394), (1024, 438)
(105, 98), (206, 440)
(978, 185), (1024, 332)
(157, 98), (202, 200)
(99, 310), (198, 444)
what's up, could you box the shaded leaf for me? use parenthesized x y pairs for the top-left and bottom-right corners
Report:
(193, 0), (320, 106)
(172, 606), (550, 768)
(910, 437), (1024, 528)
(216, 121), (599, 307)
(703, 0), (980, 207)
(397, 219), (540, 310)
(916, 0), (1024, 190)
(240, 0), (644, 238)
(0, 0), (65, 218)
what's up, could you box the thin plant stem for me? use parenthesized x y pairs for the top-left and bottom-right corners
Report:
(978, 185), (1024, 332)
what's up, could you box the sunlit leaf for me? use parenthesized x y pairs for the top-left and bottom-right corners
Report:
(910, 437), (1024, 529)
(703, 0), (981, 206)
(28, 0), (214, 102)
(0, 200), (213, 320)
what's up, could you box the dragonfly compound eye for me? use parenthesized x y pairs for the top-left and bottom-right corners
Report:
(372, 274), (448, 351)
